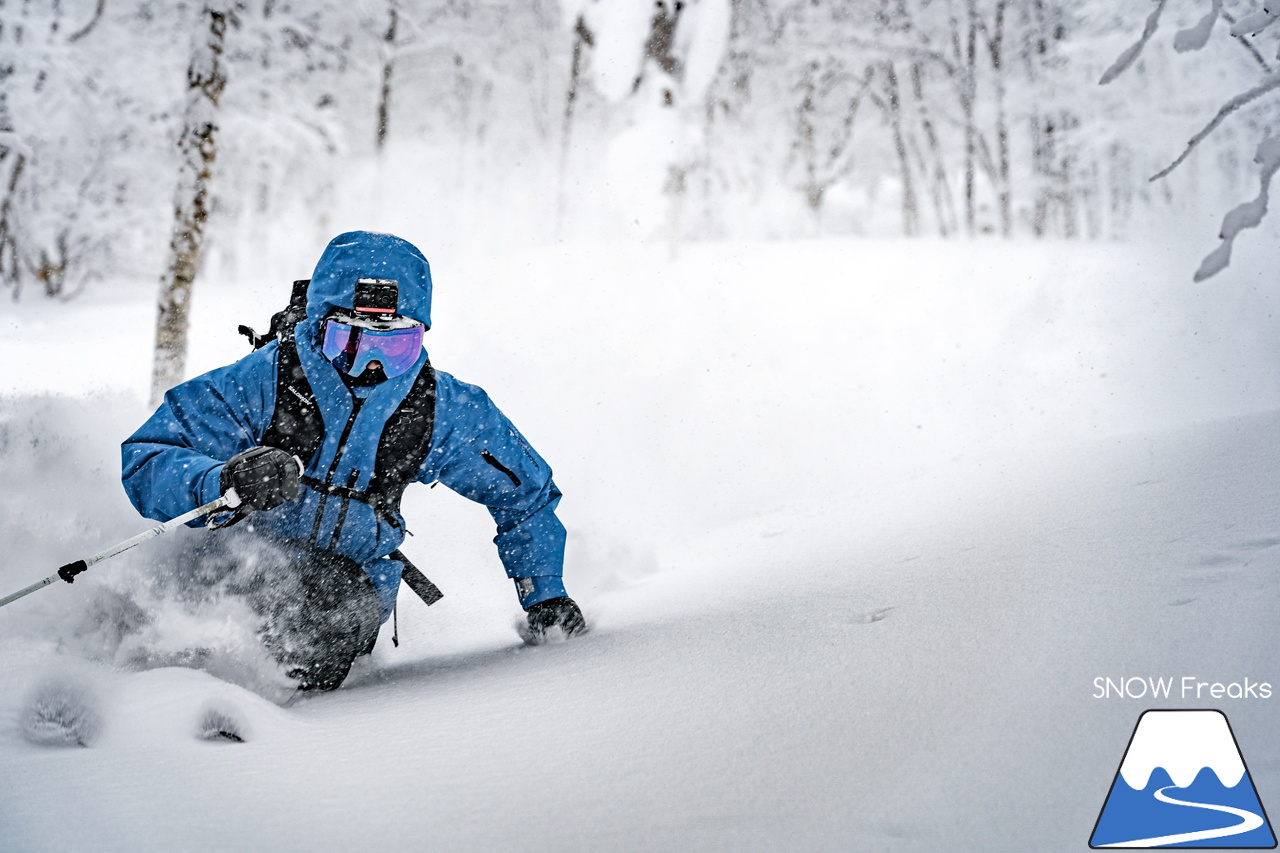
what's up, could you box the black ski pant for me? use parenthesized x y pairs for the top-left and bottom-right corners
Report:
(176, 529), (383, 692)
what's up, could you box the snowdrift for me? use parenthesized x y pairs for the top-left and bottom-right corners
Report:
(1, 237), (1278, 850)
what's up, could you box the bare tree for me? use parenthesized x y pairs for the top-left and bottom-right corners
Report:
(0, 0), (132, 298)
(0, 139), (24, 289)
(790, 59), (870, 214)
(908, 59), (959, 236)
(558, 14), (595, 231)
(981, 0), (1011, 236)
(375, 2), (399, 151)
(870, 59), (920, 235)
(699, 0), (1075, 238)
(956, 0), (979, 234)
(151, 4), (234, 404)
(149, 0), (362, 401)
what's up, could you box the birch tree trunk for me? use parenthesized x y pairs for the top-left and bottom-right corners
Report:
(986, 0), (1012, 236)
(375, 4), (398, 151)
(962, 0), (977, 235)
(0, 150), (23, 289)
(908, 61), (955, 236)
(150, 5), (230, 405)
(881, 61), (918, 236)
(556, 15), (594, 233)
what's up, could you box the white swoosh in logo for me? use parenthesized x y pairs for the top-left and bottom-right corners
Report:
(1100, 785), (1265, 847)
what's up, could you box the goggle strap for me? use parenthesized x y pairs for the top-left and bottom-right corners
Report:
(342, 326), (362, 359)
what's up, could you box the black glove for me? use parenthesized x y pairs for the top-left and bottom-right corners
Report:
(219, 446), (301, 512)
(525, 596), (587, 642)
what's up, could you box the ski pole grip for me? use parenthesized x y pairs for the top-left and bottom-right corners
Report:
(57, 560), (89, 584)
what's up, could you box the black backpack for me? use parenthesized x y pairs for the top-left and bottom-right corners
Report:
(238, 280), (442, 608)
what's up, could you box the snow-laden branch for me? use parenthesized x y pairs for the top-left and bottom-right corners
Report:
(1174, 0), (1220, 52)
(1100, 0), (1168, 85)
(1151, 71), (1280, 181)
(1229, 6), (1280, 37)
(1220, 10), (1274, 72)
(67, 0), (106, 44)
(1195, 135), (1280, 281)
(821, 31), (956, 76)
(0, 132), (35, 161)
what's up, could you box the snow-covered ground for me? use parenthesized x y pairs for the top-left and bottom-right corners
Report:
(1, 233), (1279, 851)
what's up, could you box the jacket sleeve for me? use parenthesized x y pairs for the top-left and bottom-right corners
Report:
(121, 349), (276, 523)
(425, 376), (567, 583)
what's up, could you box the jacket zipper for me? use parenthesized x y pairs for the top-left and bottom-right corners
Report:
(480, 449), (522, 487)
(310, 396), (364, 547)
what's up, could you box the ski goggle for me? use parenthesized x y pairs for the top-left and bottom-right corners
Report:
(321, 320), (424, 378)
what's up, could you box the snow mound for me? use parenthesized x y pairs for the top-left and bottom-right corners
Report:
(22, 680), (102, 747)
(196, 699), (249, 743)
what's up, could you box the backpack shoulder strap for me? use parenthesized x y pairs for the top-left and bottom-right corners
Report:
(263, 337), (326, 467)
(369, 360), (437, 517)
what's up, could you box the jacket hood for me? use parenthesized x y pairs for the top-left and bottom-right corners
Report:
(305, 231), (433, 328)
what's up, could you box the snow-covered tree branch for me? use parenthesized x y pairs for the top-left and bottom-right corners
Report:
(1102, 0), (1280, 280)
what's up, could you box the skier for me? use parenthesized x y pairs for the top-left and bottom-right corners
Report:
(121, 231), (585, 692)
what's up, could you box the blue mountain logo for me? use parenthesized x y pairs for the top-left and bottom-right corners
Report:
(1091, 710), (1276, 848)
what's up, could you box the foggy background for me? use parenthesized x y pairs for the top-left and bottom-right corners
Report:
(1, 0), (1274, 298)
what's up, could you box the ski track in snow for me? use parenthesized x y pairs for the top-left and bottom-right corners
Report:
(1, 239), (1279, 851)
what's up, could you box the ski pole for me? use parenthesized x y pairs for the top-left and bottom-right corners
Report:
(0, 495), (233, 610)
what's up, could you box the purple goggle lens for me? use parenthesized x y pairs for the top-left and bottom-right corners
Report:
(322, 320), (424, 378)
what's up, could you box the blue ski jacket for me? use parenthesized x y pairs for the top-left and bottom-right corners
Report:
(122, 232), (567, 620)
